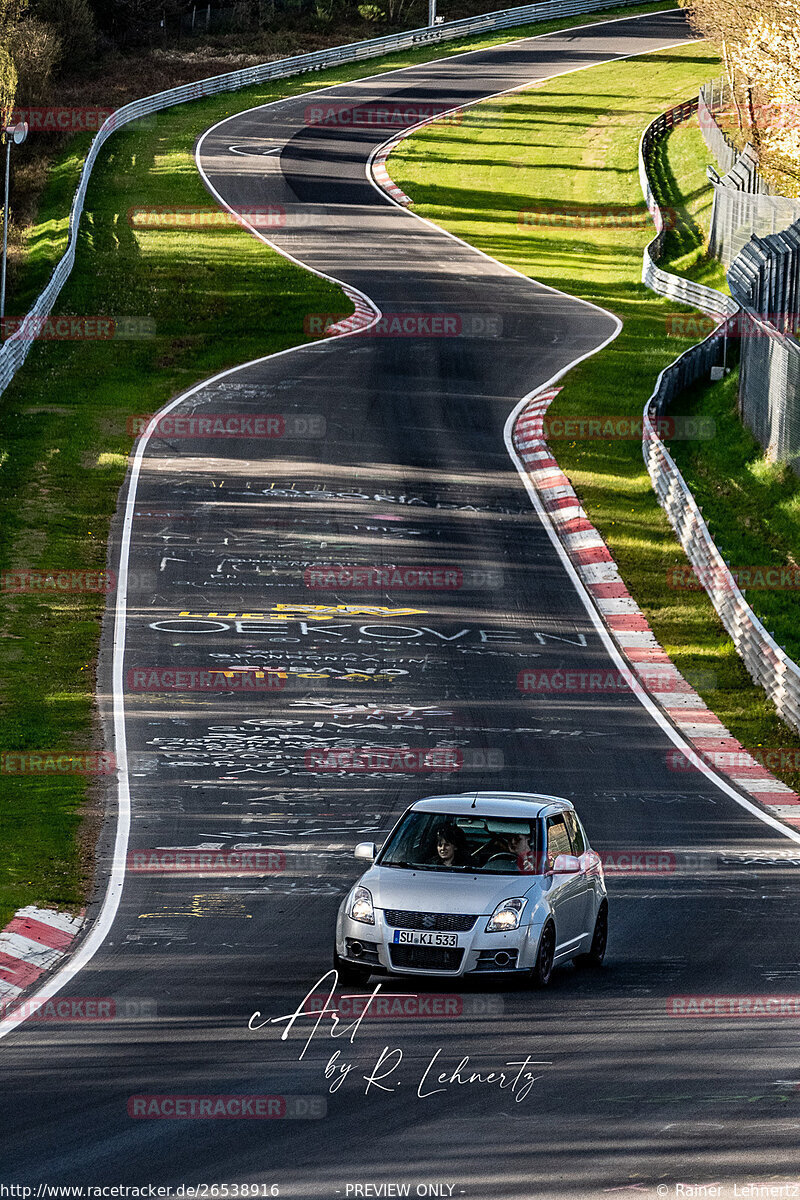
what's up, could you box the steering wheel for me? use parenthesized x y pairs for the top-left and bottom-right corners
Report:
(484, 852), (517, 866)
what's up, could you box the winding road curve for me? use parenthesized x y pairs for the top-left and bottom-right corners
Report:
(3, 10), (800, 1196)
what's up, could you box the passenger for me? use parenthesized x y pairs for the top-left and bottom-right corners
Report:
(433, 821), (469, 867)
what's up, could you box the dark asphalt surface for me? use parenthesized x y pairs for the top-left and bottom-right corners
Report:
(3, 10), (800, 1198)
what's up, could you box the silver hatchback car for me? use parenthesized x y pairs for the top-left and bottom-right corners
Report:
(334, 792), (608, 986)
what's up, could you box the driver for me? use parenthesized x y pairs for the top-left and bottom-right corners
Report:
(484, 831), (536, 872)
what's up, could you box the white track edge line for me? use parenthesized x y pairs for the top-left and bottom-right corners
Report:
(503, 389), (800, 844)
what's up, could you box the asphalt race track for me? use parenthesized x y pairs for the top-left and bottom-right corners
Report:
(3, 9), (800, 1197)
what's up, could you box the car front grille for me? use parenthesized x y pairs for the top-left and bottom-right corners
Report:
(389, 944), (464, 972)
(384, 909), (477, 932)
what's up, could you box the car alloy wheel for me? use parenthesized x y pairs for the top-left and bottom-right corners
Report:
(575, 902), (608, 968)
(532, 922), (555, 988)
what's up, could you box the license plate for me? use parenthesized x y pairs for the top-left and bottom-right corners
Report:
(392, 930), (458, 947)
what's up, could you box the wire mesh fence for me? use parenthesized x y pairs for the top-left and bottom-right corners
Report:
(695, 81), (800, 470)
(728, 222), (800, 466)
(697, 80), (740, 175)
(699, 79), (800, 268)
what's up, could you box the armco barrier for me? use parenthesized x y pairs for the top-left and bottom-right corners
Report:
(639, 97), (737, 320)
(639, 100), (800, 736)
(0, 0), (654, 399)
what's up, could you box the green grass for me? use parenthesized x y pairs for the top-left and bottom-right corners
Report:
(12, 1), (678, 312)
(390, 41), (800, 792)
(0, 2), (681, 930)
(652, 114), (729, 291)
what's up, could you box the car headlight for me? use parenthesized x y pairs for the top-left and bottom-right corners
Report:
(486, 897), (527, 932)
(348, 885), (375, 925)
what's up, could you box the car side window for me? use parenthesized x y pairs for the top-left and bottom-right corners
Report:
(545, 815), (572, 868)
(564, 810), (585, 856)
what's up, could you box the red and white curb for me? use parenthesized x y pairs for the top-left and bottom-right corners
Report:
(0, 907), (85, 1007)
(513, 387), (800, 828)
(372, 140), (414, 207)
(323, 284), (378, 336)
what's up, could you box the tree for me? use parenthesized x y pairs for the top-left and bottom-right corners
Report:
(0, 0), (27, 129)
(85, 0), (188, 46)
(680, 0), (800, 188)
(32, 0), (97, 70)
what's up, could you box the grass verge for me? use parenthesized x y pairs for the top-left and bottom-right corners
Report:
(0, 2), (681, 930)
(390, 41), (800, 793)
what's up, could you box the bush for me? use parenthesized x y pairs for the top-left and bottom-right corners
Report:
(6, 16), (60, 103)
(358, 4), (385, 19)
(33, 0), (97, 72)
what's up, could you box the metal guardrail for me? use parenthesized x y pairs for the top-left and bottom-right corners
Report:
(638, 98), (800, 736)
(639, 98), (738, 319)
(0, 0), (655, 399)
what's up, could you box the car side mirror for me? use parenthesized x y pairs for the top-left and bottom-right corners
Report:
(354, 842), (377, 862)
(550, 853), (581, 874)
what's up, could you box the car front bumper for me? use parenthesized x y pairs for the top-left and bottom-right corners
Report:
(336, 907), (544, 977)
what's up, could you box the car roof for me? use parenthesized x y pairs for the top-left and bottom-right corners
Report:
(410, 791), (573, 819)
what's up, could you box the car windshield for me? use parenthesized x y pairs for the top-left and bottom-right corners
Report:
(378, 812), (543, 874)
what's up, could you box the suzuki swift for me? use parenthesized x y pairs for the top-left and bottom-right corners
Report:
(334, 791), (608, 986)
